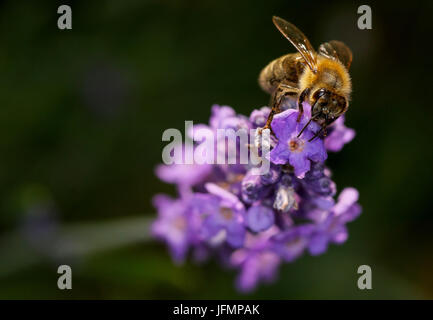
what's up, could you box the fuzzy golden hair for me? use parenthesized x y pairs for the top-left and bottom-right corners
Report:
(298, 55), (352, 101)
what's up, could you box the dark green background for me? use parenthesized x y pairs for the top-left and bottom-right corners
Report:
(0, 0), (432, 299)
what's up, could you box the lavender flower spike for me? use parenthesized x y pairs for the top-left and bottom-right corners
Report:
(153, 100), (361, 292)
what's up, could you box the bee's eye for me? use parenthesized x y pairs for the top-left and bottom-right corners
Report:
(320, 101), (327, 107)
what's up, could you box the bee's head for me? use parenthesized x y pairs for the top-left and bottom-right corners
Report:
(311, 88), (347, 125)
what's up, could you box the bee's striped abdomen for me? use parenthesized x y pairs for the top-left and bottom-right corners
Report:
(258, 53), (304, 94)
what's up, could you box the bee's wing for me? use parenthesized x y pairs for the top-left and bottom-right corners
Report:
(318, 40), (353, 69)
(272, 16), (318, 73)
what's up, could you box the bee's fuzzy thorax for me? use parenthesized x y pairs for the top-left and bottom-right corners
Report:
(299, 55), (352, 99)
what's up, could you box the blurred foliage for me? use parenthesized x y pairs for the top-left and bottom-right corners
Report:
(0, 0), (432, 299)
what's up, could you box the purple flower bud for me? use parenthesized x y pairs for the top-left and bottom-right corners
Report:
(210, 104), (236, 129)
(309, 176), (334, 196)
(304, 162), (335, 196)
(249, 107), (270, 128)
(241, 169), (266, 204)
(247, 205), (275, 232)
(279, 173), (294, 187)
(307, 161), (325, 179)
(260, 164), (281, 185)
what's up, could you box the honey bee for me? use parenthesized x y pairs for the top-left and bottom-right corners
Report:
(259, 16), (353, 141)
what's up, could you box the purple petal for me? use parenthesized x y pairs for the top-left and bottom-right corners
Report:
(305, 139), (327, 163)
(289, 152), (311, 178)
(226, 222), (246, 248)
(155, 163), (212, 187)
(324, 116), (356, 152)
(270, 141), (291, 165)
(205, 183), (243, 210)
(236, 257), (260, 292)
(308, 233), (329, 256)
(331, 225), (348, 244)
(270, 109), (297, 141)
(333, 187), (359, 216)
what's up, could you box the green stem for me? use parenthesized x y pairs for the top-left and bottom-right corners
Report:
(0, 216), (153, 277)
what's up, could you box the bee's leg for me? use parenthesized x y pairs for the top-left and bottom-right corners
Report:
(308, 115), (342, 141)
(308, 118), (337, 142)
(263, 82), (299, 131)
(297, 88), (311, 122)
(322, 118), (336, 137)
(263, 108), (276, 133)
